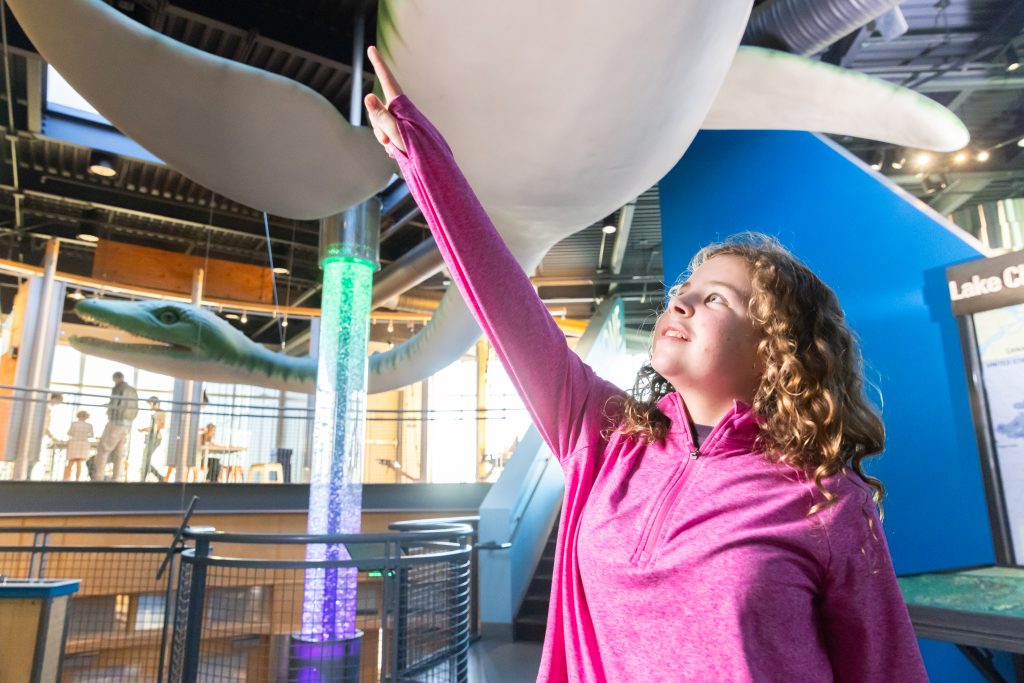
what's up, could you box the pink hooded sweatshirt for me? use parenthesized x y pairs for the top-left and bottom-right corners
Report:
(388, 95), (928, 683)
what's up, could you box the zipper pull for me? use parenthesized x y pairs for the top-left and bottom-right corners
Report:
(689, 450), (701, 460)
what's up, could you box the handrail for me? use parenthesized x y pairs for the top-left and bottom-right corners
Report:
(387, 515), (479, 532)
(183, 545), (472, 571)
(0, 525), (180, 535)
(182, 522), (474, 545)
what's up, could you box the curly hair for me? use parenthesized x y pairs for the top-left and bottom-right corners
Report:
(611, 233), (886, 517)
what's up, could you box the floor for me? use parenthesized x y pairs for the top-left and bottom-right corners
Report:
(468, 638), (544, 683)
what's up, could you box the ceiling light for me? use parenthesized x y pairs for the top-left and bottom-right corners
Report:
(77, 233), (100, 243)
(68, 289), (85, 300)
(976, 150), (991, 162)
(225, 313), (240, 320)
(280, 318), (289, 328)
(914, 153), (931, 168)
(272, 266), (289, 275)
(87, 151), (118, 177)
(891, 156), (905, 170)
(601, 224), (617, 235)
(1006, 45), (1020, 72)
(386, 321), (394, 334)
(1017, 138), (1024, 148)
(953, 151), (968, 164)
(239, 312), (248, 324)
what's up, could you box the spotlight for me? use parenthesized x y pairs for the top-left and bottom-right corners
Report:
(953, 151), (968, 164)
(272, 266), (289, 275)
(914, 153), (932, 169)
(976, 150), (991, 162)
(225, 313), (240, 320)
(1017, 138), (1024, 148)
(240, 312), (248, 324)
(281, 317), (289, 328)
(867, 149), (885, 171)
(77, 233), (99, 243)
(386, 321), (394, 334)
(601, 224), (617, 235)
(1006, 45), (1021, 73)
(891, 156), (905, 170)
(87, 151), (118, 177)
(68, 289), (85, 300)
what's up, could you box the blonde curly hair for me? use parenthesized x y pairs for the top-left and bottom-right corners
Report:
(611, 233), (886, 516)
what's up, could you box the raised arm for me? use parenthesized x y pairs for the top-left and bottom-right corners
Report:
(365, 48), (622, 460)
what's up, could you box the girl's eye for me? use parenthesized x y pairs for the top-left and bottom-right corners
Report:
(706, 293), (725, 304)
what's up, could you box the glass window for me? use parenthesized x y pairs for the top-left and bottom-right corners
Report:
(46, 65), (111, 124)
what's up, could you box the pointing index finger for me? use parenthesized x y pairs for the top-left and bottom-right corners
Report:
(367, 46), (403, 105)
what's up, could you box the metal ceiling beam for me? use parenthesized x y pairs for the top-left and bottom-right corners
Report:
(0, 183), (319, 252)
(902, 2), (1024, 91)
(911, 76), (1024, 94)
(533, 273), (663, 287)
(609, 200), (637, 276)
(928, 176), (994, 216)
(889, 170), (1024, 184)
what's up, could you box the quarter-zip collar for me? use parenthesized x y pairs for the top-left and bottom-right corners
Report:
(656, 391), (760, 457)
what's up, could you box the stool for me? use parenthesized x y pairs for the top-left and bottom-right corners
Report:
(223, 465), (246, 483)
(248, 463), (284, 483)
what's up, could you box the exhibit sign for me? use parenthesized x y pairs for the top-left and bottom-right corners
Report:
(947, 249), (1024, 316)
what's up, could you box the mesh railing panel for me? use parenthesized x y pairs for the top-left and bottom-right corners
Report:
(0, 524), (473, 683)
(0, 528), (180, 682)
(169, 530), (472, 683)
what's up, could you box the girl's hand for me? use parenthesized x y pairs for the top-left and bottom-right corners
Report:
(364, 46), (407, 154)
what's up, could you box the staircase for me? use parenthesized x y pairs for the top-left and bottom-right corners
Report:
(513, 516), (559, 641)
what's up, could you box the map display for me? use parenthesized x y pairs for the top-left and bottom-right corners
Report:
(974, 302), (1024, 560)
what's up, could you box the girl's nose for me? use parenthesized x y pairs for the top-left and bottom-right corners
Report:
(671, 297), (692, 317)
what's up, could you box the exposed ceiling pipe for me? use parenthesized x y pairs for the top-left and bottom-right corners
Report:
(384, 289), (588, 338)
(370, 237), (445, 309)
(743, 0), (904, 56)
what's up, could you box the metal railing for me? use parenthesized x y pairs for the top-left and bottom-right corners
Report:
(169, 522), (474, 683)
(388, 516), (480, 642)
(0, 519), (477, 683)
(1, 385), (526, 485)
(0, 525), (183, 682)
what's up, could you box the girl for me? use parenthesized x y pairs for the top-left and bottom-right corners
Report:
(364, 48), (926, 682)
(65, 410), (94, 481)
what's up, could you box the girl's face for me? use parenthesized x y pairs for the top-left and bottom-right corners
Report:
(651, 254), (762, 406)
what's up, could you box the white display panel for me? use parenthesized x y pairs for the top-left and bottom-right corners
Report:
(973, 302), (1024, 560)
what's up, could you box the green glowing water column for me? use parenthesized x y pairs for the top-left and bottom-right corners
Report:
(300, 199), (380, 655)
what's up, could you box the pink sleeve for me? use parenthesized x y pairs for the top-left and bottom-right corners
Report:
(388, 95), (623, 460)
(820, 497), (928, 682)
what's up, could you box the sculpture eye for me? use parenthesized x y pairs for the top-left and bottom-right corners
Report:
(157, 310), (179, 325)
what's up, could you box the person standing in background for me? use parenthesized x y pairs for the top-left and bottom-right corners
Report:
(139, 396), (166, 481)
(64, 410), (94, 481)
(90, 372), (139, 481)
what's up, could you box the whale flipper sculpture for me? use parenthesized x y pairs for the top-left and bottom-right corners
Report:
(703, 47), (968, 151)
(5, 0), (393, 219)
(8, 0), (971, 392)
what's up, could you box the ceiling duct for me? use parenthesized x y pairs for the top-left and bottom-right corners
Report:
(743, 0), (903, 56)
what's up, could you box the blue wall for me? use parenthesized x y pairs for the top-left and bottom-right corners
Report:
(658, 130), (996, 682)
